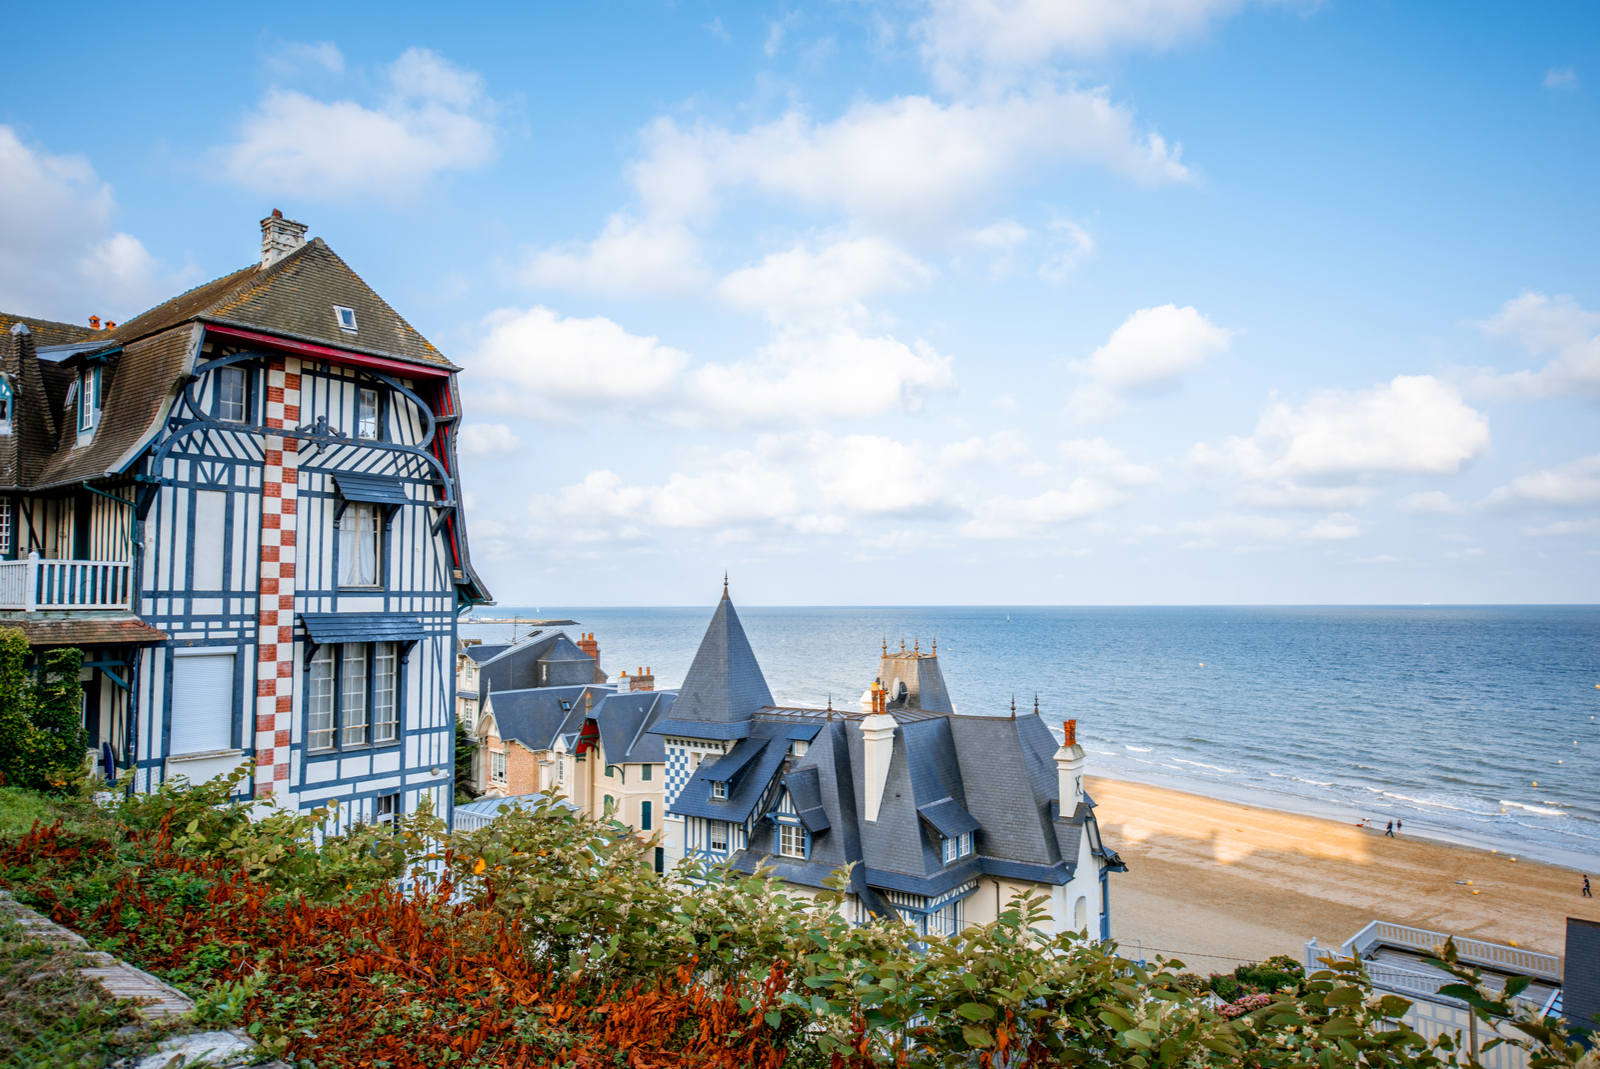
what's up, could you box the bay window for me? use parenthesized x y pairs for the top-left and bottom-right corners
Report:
(306, 642), (400, 752)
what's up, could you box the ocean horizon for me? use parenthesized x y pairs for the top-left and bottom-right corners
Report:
(461, 604), (1600, 871)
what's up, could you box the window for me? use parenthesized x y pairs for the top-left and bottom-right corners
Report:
(339, 502), (381, 586)
(927, 900), (960, 938)
(778, 823), (806, 859)
(216, 366), (248, 422)
(491, 750), (507, 782)
(358, 388), (379, 439)
(711, 780), (727, 800)
(708, 820), (727, 852)
(78, 367), (101, 433)
(306, 642), (400, 752)
(943, 836), (957, 864)
(0, 499), (11, 556)
(789, 739), (809, 757)
(654, 846), (665, 874)
(557, 757), (565, 785)
(605, 764), (616, 778)
(640, 763), (652, 781)
(943, 831), (974, 864)
(603, 794), (615, 815)
(0, 377), (13, 425)
(960, 831), (973, 857)
(558, 698), (569, 710)
(376, 793), (400, 831)
(170, 652), (236, 755)
(640, 800), (652, 830)
(334, 305), (358, 333)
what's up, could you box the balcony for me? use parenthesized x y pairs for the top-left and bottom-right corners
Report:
(0, 553), (133, 611)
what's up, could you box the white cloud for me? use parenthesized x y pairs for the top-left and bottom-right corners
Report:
(808, 434), (950, 515)
(217, 47), (496, 202)
(1544, 67), (1578, 89)
(1232, 484), (1374, 511)
(1191, 376), (1489, 481)
(915, 0), (1292, 87)
(694, 325), (954, 424)
(539, 455), (799, 531)
(941, 430), (1029, 465)
(518, 214), (707, 298)
(1472, 291), (1600, 400)
(1067, 304), (1231, 421)
(1522, 518), (1600, 536)
(0, 126), (186, 320)
(1483, 454), (1600, 509)
(469, 306), (689, 423)
(1059, 437), (1161, 486)
(456, 423), (523, 456)
(964, 478), (1127, 538)
(1301, 513), (1363, 540)
(1038, 218), (1096, 282)
(718, 235), (932, 320)
(632, 87), (1189, 234)
(1397, 490), (1463, 514)
(266, 41), (346, 76)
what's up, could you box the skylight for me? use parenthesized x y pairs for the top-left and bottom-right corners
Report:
(334, 305), (358, 333)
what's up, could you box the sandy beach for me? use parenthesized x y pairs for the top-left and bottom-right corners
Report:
(1090, 776), (1596, 971)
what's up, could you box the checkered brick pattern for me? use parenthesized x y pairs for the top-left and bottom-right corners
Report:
(253, 358), (301, 797)
(664, 744), (690, 807)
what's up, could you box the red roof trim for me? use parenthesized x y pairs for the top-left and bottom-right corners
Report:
(202, 324), (452, 379)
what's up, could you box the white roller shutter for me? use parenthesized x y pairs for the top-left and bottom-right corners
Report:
(170, 653), (236, 755)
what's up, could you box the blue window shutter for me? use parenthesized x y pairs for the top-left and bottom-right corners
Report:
(640, 800), (652, 830)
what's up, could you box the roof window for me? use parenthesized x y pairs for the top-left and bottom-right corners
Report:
(334, 305), (358, 333)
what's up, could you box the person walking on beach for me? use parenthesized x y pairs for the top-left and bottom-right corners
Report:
(1585, 875), (1593, 897)
(1385, 820), (1395, 837)
(1395, 819), (1403, 836)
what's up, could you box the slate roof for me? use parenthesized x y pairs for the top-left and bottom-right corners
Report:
(481, 685), (596, 751)
(593, 689), (673, 765)
(668, 589), (773, 725)
(463, 642), (512, 663)
(103, 239), (453, 371)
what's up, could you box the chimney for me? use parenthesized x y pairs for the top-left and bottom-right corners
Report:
(1055, 719), (1084, 813)
(88, 316), (101, 330)
(104, 321), (116, 331)
(260, 210), (309, 268)
(574, 632), (604, 685)
(627, 666), (654, 693)
(859, 711), (897, 822)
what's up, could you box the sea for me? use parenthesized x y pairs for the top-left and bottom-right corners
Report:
(460, 606), (1600, 871)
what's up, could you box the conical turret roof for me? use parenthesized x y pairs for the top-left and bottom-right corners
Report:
(673, 586), (773, 724)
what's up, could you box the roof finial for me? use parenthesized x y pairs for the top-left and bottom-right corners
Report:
(914, 635), (919, 653)
(900, 635), (906, 652)
(827, 694), (833, 712)
(1010, 693), (1016, 719)
(882, 635), (888, 656)
(932, 635), (937, 655)
(722, 571), (729, 599)
(1034, 692), (1039, 716)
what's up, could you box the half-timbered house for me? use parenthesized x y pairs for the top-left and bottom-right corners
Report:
(652, 584), (1127, 939)
(0, 211), (490, 828)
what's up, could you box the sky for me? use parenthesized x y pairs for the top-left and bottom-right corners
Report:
(2, 2), (1598, 607)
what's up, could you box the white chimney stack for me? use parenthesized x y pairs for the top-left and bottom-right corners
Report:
(859, 712), (897, 822)
(1055, 718), (1084, 812)
(260, 209), (308, 268)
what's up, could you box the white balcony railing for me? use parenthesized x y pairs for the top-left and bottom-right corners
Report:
(0, 553), (133, 611)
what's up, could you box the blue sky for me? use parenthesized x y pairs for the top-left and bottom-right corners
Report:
(3, 1), (1598, 606)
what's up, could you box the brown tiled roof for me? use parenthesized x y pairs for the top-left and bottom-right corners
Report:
(0, 314), (95, 347)
(108, 239), (451, 370)
(33, 325), (197, 490)
(0, 617), (168, 647)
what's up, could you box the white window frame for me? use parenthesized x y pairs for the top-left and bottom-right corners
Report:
(789, 739), (809, 757)
(943, 836), (958, 864)
(216, 365), (248, 422)
(78, 367), (101, 433)
(708, 820), (728, 852)
(357, 388), (379, 439)
(306, 641), (401, 753)
(778, 823), (806, 859)
(491, 750), (507, 782)
(375, 793), (400, 830)
(711, 779), (727, 800)
(334, 305), (358, 333)
(339, 502), (382, 587)
(0, 498), (11, 556)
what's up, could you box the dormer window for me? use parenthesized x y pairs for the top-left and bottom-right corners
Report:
(711, 780), (728, 800)
(789, 739), (809, 757)
(777, 823), (807, 858)
(334, 305), (358, 333)
(78, 367), (101, 433)
(0, 376), (12, 426)
(941, 831), (974, 865)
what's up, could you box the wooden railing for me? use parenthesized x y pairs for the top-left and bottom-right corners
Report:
(0, 553), (132, 611)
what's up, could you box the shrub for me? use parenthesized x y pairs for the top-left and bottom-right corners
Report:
(0, 630), (87, 793)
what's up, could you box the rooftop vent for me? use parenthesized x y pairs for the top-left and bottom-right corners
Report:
(260, 209), (308, 269)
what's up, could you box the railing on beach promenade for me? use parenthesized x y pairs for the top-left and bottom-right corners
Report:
(1305, 937), (1554, 1013)
(0, 553), (133, 611)
(1343, 921), (1562, 981)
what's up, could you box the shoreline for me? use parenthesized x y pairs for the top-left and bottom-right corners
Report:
(1089, 775), (1594, 968)
(1087, 763), (1599, 873)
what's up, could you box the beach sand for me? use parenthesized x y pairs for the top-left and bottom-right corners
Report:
(1089, 776), (1594, 971)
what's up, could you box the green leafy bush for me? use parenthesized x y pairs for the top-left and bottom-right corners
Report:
(0, 629), (87, 793)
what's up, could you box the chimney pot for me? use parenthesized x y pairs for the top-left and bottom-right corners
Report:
(272, 208), (283, 218)
(89, 316), (101, 329)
